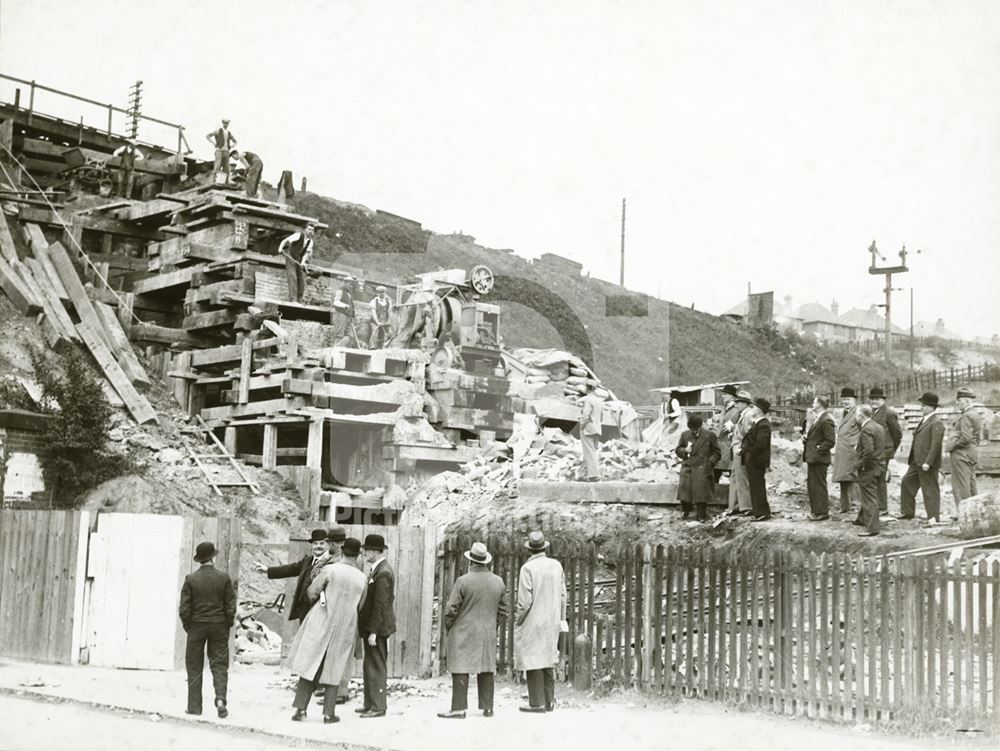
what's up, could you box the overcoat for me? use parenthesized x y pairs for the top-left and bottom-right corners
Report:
(714, 400), (744, 472)
(803, 411), (836, 465)
(908, 413), (945, 471)
(945, 407), (981, 464)
(513, 554), (566, 671)
(285, 561), (367, 686)
(677, 428), (721, 503)
(857, 420), (887, 474)
(740, 417), (771, 469)
(358, 560), (396, 637)
(831, 407), (861, 482)
(444, 569), (508, 674)
(872, 404), (903, 460)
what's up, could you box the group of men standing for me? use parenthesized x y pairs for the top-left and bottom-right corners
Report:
(803, 386), (982, 536)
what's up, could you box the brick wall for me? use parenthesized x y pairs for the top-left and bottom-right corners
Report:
(1, 426), (50, 506)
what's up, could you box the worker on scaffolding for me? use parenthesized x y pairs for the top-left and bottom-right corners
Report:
(368, 286), (394, 349)
(112, 137), (144, 198)
(277, 224), (315, 303)
(331, 276), (358, 347)
(206, 118), (237, 183)
(234, 150), (264, 198)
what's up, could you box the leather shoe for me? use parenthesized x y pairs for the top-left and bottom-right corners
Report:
(291, 709), (307, 722)
(895, 515), (914, 520)
(437, 710), (466, 719)
(323, 715), (340, 724)
(185, 709), (201, 716)
(519, 706), (546, 713)
(354, 706), (371, 714)
(359, 710), (386, 718)
(807, 514), (829, 521)
(215, 698), (228, 719)
(483, 709), (494, 717)
(750, 515), (771, 522)
(857, 531), (879, 537)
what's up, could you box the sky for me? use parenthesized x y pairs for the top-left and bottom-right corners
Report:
(1, 0), (998, 338)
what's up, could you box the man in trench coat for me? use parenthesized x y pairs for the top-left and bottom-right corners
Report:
(713, 384), (743, 482)
(437, 542), (508, 719)
(946, 387), (982, 511)
(285, 540), (368, 723)
(728, 391), (755, 515)
(832, 387), (862, 513)
(515, 531), (567, 714)
(676, 413), (722, 522)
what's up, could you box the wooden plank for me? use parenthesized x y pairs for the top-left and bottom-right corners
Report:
(47, 241), (115, 352)
(0, 254), (41, 315)
(93, 301), (150, 388)
(132, 264), (205, 295)
(31, 240), (71, 300)
(952, 557), (962, 709)
(977, 558), (988, 715)
(75, 320), (158, 424)
(24, 258), (79, 342)
(130, 323), (215, 348)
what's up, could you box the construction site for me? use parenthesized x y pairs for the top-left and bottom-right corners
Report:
(0, 64), (998, 749)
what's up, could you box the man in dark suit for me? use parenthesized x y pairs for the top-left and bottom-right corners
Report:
(854, 405), (887, 537)
(179, 542), (236, 718)
(804, 395), (836, 520)
(254, 528), (333, 623)
(899, 392), (946, 522)
(868, 387), (902, 513)
(675, 414), (722, 522)
(357, 534), (396, 718)
(741, 398), (773, 521)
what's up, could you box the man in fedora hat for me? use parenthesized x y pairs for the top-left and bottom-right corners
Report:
(854, 404), (887, 537)
(832, 387), (862, 514)
(713, 384), (742, 483)
(369, 286), (394, 349)
(804, 395), (836, 521)
(868, 387), (902, 514)
(438, 542), (507, 719)
(179, 541), (236, 718)
(676, 413), (721, 522)
(254, 529), (332, 624)
(741, 398), (773, 521)
(357, 534), (395, 718)
(946, 386), (982, 509)
(899, 392), (945, 522)
(727, 390), (755, 516)
(515, 531), (566, 713)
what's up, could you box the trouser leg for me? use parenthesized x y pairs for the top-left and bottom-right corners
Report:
(839, 481), (857, 512)
(285, 256), (300, 302)
(695, 503), (707, 521)
(323, 685), (339, 719)
(363, 636), (388, 711)
(951, 455), (975, 507)
(542, 667), (555, 709)
(900, 465), (920, 517)
(732, 460), (752, 511)
(525, 669), (545, 708)
(205, 623), (229, 704)
(919, 469), (941, 521)
(876, 470), (888, 513)
(450, 673), (469, 711)
(807, 463), (829, 515)
(185, 624), (208, 713)
(581, 434), (600, 479)
(295, 264), (306, 302)
(293, 677), (316, 710)
(477, 672), (494, 711)
(747, 466), (770, 517)
(859, 471), (880, 534)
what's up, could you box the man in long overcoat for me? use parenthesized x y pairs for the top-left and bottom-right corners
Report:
(515, 531), (566, 714)
(255, 529), (332, 623)
(946, 387), (982, 511)
(285, 540), (368, 723)
(336, 537), (367, 701)
(728, 390), (755, 515)
(438, 542), (508, 719)
(832, 387), (862, 513)
(357, 534), (396, 718)
(854, 405), (887, 537)
(869, 387), (902, 513)
(804, 395), (836, 520)
(676, 414), (722, 522)
(741, 398), (773, 521)
(713, 384), (742, 482)
(900, 392), (946, 522)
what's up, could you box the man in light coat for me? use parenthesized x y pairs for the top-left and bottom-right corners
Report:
(804, 396), (836, 521)
(899, 392), (946, 522)
(285, 539), (368, 724)
(868, 387), (902, 513)
(713, 384), (742, 483)
(515, 531), (566, 714)
(728, 390), (755, 515)
(578, 384), (603, 481)
(438, 542), (508, 719)
(946, 386), (982, 511)
(832, 387), (862, 513)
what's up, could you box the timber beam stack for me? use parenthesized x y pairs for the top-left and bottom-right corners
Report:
(426, 364), (517, 443)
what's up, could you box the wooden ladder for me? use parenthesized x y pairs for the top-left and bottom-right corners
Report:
(182, 415), (260, 496)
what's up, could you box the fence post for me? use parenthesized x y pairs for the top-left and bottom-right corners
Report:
(641, 543), (653, 691)
(28, 80), (36, 124)
(107, 104), (113, 136)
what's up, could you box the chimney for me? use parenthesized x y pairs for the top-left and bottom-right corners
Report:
(830, 299), (839, 317)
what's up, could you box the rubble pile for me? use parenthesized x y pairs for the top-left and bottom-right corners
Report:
(235, 603), (283, 665)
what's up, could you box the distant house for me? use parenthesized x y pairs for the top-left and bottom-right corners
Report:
(721, 293), (804, 333)
(837, 305), (908, 343)
(536, 253), (583, 276)
(913, 318), (964, 341)
(800, 300), (854, 343)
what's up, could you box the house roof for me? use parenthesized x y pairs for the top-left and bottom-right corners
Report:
(838, 307), (907, 335)
(722, 296), (804, 319)
(913, 320), (964, 340)
(798, 302), (842, 325)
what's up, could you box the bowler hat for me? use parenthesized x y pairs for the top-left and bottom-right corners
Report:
(919, 392), (939, 408)
(525, 531), (550, 552)
(342, 538), (362, 558)
(735, 390), (753, 404)
(309, 529), (328, 543)
(194, 541), (216, 563)
(363, 534), (386, 551)
(722, 384), (738, 397)
(868, 387), (886, 399)
(327, 526), (347, 544)
(840, 387), (857, 399)
(754, 397), (771, 414)
(956, 386), (976, 400)
(464, 541), (493, 565)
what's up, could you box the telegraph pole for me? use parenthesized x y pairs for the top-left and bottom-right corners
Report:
(867, 240), (908, 364)
(127, 80), (143, 139)
(619, 197), (626, 288)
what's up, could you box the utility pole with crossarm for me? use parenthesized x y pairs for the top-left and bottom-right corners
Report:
(867, 239), (908, 365)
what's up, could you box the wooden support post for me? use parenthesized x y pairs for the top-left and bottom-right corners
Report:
(75, 320), (157, 425)
(262, 424), (278, 470)
(223, 427), (237, 456)
(237, 332), (255, 404)
(306, 419), (323, 471)
(117, 291), (135, 337)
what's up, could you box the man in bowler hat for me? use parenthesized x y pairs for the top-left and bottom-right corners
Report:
(946, 387), (982, 510)
(357, 534), (396, 718)
(742, 397), (773, 521)
(899, 392), (945, 522)
(727, 390), (756, 515)
(515, 531), (567, 713)
(713, 384), (742, 483)
(438, 542), (507, 719)
(805, 395), (836, 521)
(868, 387), (902, 513)
(179, 542), (236, 718)
(254, 529), (332, 623)
(832, 387), (862, 513)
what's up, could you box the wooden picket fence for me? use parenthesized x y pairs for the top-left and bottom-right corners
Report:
(439, 537), (999, 723)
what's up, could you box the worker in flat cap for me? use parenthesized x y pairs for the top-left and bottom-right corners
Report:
(515, 531), (567, 713)
(254, 529), (332, 623)
(899, 392), (945, 523)
(112, 136), (144, 198)
(369, 286), (394, 349)
(713, 384), (742, 483)
(357, 534), (396, 718)
(832, 387), (862, 514)
(741, 397), (773, 521)
(946, 387), (982, 510)
(179, 541), (236, 718)
(332, 276), (359, 348)
(206, 118), (237, 183)
(438, 542), (507, 719)
(278, 225), (316, 304)
(867, 387), (902, 514)
(727, 390), (756, 516)
(286, 532), (368, 724)
(853, 404), (887, 537)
